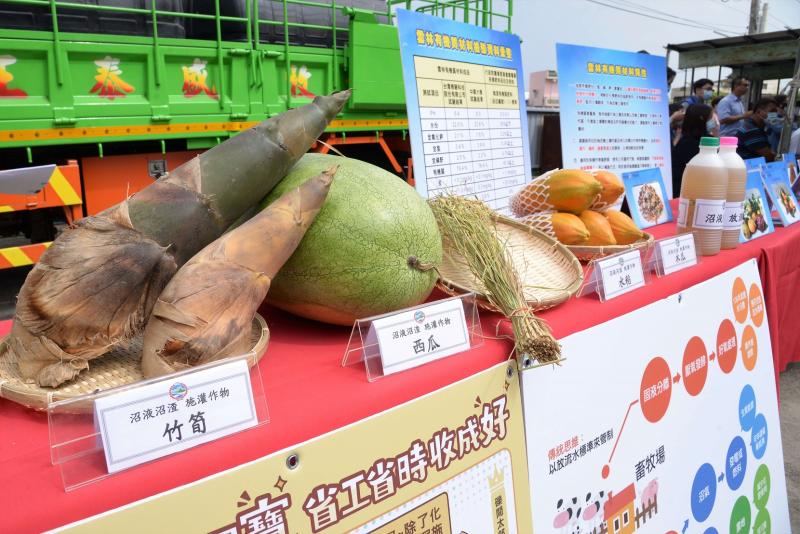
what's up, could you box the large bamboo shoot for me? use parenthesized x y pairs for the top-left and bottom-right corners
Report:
(10, 91), (350, 387)
(141, 167), (335, 378)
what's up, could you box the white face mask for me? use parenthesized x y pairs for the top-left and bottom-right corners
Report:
(706, 119), (718, 132)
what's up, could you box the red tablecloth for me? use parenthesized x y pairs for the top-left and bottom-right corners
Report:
(2, 215), (800, 532)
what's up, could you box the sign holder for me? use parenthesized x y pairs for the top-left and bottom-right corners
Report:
(48, 352), (268, 491)
(578, 247), (653, 301)
(647, 233), (700, 277)
(342, 293), (483, 382)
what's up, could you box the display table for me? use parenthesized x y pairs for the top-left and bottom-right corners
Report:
(2, 215), (800, 532)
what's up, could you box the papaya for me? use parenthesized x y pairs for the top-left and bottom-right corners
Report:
(604, 210), (645, 245)
(591, 170), (625, 206)
(511, 169), (602, 216)
(551, 212), (590, 245)
(580, 210), (617, 246)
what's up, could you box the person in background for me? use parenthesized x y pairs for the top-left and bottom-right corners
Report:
(766, 94), (792, 151)
(681, 78), (714, 107)
(666, 66), (676, 89)
(707, 95), (722, 137)
(736, 98), (778, 162)
(718, 77), (751, 136)
(669, 102), (684, 146)
(790, 126), (800, 156)
(671, 104), (713, 195)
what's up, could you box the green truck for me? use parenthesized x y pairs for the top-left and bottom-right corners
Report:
(0, 0), (512, 269)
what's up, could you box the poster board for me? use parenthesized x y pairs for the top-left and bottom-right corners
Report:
(397, 9), (530, 214)
(54, 363), (533, 534)
(556, 43), (673, 197)
(521, 260), (789, 533)
(622, 167), (673, 229)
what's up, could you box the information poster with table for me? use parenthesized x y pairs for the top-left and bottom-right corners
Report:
(556, 43), (674, 197)
(397, 9), (531, 214)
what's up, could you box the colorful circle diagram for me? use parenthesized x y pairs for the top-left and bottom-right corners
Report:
(751, 413), (768, 460)
(749, 283), (765, 327)
(729, 495), (752, 534)
(691, 463), (717, 522)
(739, 384), (757, 431)
(640, 356), (672, 423)
(753, 508), (771, 534)
(725, 436), (748, 490)
(741, 325), (758, 371)
(716, 319), (738, 374)
(732, 277), (748, 323)
(753, 464), (771, 510)
(682, 336), (709, 396)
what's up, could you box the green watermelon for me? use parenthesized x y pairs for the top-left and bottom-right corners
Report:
(261, 153), (442, 325)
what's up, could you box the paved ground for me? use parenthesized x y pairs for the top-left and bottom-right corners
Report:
(780, 363), (800, 530)
(0, 268), (798, 527)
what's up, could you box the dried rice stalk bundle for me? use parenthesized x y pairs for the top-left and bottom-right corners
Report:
(429, 195), (561, 366)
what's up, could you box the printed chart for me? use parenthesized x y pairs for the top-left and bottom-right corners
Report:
(521, 259), (789, 533)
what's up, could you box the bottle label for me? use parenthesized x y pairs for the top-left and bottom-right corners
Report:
(723, 201), (744, 230)
(692, 199), (726, 229)
(677, 198), (689, 226)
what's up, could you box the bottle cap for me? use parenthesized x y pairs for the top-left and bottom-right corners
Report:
(700, 137), (720, 147)
(720, 136), (738, 147)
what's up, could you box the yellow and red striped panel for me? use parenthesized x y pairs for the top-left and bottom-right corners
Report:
(0, 242), (51, 269)
(0, 163), (82, 213)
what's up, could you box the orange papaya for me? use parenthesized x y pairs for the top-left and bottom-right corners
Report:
(551, 212), (590, 245)
(591, 170), (625, 206)
(580, 210), (617, 246)
(604, 210), (644, 245)
(510, 169), (602, 216)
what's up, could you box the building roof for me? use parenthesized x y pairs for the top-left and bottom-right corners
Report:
(604, 483), (636, 519)
(666, 29), (800, 80)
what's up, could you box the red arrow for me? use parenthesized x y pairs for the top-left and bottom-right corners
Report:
(673, 373), (681, 384)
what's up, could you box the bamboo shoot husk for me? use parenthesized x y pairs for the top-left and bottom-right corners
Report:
(141, 167), (336, 378)
(11, 91), (350, 387)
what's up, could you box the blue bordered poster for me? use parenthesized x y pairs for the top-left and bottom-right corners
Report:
(741, 168), (775, 242)
(763, 160), (800, 227)
(396, 9), (530, 214)
(556, 44), (673, 196)
(622, 167), (673, 228)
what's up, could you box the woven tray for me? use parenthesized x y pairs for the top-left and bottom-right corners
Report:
(437, 215), (584, 312)
(567, 232), (655, 262)
(0, 314), (269, 411)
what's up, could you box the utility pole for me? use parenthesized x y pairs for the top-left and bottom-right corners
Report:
(757, 2), (768, 33)
(748, 0), (760, 34)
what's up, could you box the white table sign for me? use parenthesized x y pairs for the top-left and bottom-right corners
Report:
(95, 358), (257, 473)
(656, 233), (698, 275)
(597, 249), (645, 300)
(370, 298), (470, 375)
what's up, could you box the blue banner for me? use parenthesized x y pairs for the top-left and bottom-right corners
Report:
(556, 43), (673, 196)
(397, 9), (530, 214)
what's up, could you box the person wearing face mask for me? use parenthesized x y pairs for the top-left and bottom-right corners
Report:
(671, 104), (713, 194)
(718, 77), (752, 137)
(681, 78), (714, 107)
(766, 94), (791, 151)
(736, 98), (778, 162)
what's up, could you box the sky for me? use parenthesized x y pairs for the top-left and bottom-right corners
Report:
(509, 0), (800, 91)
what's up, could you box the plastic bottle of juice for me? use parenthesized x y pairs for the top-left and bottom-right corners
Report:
(718, 137), (747, 249)
(677, 137), (728, 255)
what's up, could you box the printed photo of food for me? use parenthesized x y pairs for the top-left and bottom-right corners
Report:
(633, 182), (666, 224)
(773, 182), (799, 222)
(741, 189), (769, 240)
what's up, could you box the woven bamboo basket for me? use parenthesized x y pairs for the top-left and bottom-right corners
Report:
(437, 214), (584, 312)
(567, 232), (655, 262)
(0, 314), (269, 412)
